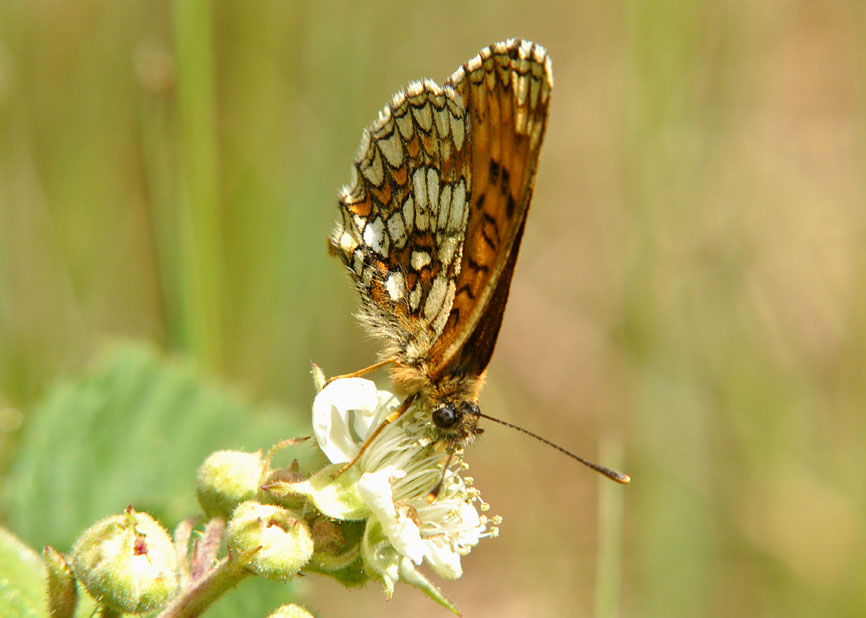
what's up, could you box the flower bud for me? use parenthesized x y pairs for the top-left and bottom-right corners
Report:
(196, 450), (267, 518)
(311, 519), (346, 555)
(267, 603), (316, 618)
(226, 502), (313, 581)
(305, 519), (366, 576)
(70, 508), (177, 614)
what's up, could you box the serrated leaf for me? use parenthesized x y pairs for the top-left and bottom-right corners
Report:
(4, 342), (320, 617)
(0, 528), (45, 618)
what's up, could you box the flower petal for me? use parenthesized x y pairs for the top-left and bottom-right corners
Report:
(423, 536), (463, 580)
(453, 502), (483, 547)
(357, 467), (425, 565)
(312, 378), (380, 463)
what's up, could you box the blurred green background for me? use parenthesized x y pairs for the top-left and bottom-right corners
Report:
(2, 1), (865, 616)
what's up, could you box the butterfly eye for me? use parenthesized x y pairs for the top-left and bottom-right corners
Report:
(432, 404), (461, 429)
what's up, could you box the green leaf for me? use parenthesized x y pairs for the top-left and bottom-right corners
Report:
(5, 341), (319, 617)
(0, 527), (46, 618)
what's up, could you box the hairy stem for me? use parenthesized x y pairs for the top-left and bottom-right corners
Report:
(157, 557), (250, 618)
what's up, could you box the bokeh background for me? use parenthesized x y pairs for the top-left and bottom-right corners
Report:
(2, 1), (865, 616)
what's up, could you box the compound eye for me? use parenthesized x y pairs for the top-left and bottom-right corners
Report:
(432, 404), (460, 429)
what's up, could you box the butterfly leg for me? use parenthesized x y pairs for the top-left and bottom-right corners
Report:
(335, 393), (418, 476)
(323, 358), (396, 388)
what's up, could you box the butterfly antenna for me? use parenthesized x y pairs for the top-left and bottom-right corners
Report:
(475, 412), (630, 484)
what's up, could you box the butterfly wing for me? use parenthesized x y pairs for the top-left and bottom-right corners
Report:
(330, 79), (473, 364)
(429, 39), (553, 379)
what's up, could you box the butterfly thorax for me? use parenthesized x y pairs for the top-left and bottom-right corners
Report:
(391, 361), (485, 447)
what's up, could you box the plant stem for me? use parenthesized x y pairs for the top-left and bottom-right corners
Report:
(157, 557), (250, 618)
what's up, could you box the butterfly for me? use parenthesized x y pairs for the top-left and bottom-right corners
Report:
(329, 38), (552, 457)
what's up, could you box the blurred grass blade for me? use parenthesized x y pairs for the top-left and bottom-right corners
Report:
(171, 0), (224, 371)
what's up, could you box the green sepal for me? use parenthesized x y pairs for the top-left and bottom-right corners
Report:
(268, 463), (369, 521)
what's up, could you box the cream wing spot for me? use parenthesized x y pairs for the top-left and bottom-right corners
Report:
(412, 101), (434, 132)
(447, 180), (467, 231)
(362, 217), (388, 256)
(395, 109), (415, 140)
(385, 271), (406, 301)
(413, 169), (429, 231)
(424, 274), (448, 323)
(360, 147), (384, 186)
(413, 168), (428, 210)
(339, 231), (357, 253)
(438, 236), (459, 268)
(436, 183), (452, 230)
(411, 250), (431, 271)
(433, 107), (450, 138)
(431, 279), (456, 334)
(408, 281), (422, 311)
(426, 168), (440, 216)
(387, 213), (407, 248)
(378, 131), (403, 168)
(402, 195), (415, 231)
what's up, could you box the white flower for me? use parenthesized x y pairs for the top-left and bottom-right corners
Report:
(308, 377), (499, 607)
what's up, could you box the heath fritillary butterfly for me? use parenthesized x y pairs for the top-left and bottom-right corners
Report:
(329, 39), (552, 461)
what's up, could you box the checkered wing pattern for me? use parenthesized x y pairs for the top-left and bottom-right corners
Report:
(330, 39), (552, 377)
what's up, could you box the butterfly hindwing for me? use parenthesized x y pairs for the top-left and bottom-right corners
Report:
(330, 79), (473, 363)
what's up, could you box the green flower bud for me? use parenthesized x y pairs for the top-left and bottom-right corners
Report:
(267, 603), (316, 618)
(311, 518), (346, 555)
(70, 508), (177, 614)
(306, 519), (363, 574)
(226, 502), (313, 581)
(196, 450), (267, 518)
(43, 546), (77, 618)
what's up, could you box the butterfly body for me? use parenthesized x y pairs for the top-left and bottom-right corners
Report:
(330, 39), (552, 448)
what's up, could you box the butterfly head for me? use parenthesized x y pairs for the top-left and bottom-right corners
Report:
(429, 397), (483, 448)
